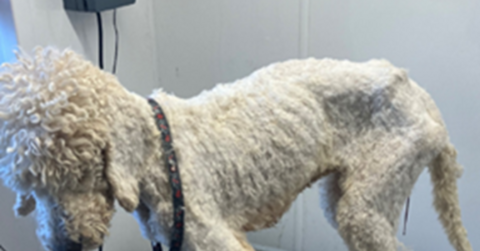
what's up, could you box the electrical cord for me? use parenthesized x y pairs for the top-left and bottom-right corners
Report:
(0, 244), (6, 251)
(112, 9), (119, 74)
(96, 12), (104, 70)
(97, 10), (119, 74)
(402, 196), (411, 235)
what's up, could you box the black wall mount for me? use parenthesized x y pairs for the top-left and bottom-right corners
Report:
(63, 0), (135, 12)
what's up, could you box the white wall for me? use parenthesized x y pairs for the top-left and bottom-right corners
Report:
(1, 1), (479, 251)
(152, 0), (302, 98)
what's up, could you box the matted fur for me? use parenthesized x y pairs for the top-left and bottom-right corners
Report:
(0, 48), (472, 251)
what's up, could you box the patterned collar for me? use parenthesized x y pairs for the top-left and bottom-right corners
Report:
(148, 98), (185, 251)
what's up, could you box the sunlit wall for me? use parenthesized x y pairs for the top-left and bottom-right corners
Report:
(0, 0), (17, 64)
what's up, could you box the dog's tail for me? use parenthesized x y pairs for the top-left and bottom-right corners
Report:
(428, 144), (472, 251)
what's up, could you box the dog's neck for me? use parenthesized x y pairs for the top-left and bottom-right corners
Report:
(117, 90), (175, 192)
(112, 90), (185, 240)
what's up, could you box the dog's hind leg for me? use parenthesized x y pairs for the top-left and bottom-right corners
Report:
(319, 172), (342, 229)
(334, 136), (434, 251)
(336, 194), (399, 251)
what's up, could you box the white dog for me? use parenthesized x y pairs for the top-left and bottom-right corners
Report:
(0, 48), (473, 251)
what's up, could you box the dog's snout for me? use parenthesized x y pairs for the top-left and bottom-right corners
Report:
(52, 237), (82, 251)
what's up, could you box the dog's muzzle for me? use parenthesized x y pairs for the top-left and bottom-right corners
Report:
(52, 237), (105, 251)
(52, 238), (83, 251)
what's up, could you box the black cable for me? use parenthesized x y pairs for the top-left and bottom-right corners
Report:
(96, 12), (104, 70)
(112, 9), (119, 74)
(0, 244), (6, 251)
(402, 196), (411, 235)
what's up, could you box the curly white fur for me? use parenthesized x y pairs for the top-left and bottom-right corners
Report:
(0, 48), (472, 251)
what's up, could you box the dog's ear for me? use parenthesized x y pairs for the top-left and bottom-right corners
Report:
(14, 193), (36, 217)
(103, 143), (139, 212)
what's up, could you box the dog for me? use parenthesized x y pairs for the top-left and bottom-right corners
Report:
(0, 47), (473, 251)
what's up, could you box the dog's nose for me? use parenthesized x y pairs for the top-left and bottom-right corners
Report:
(52, 238), (82, 251)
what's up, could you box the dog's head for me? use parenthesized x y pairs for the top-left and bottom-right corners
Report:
(0, 47), (140, 250)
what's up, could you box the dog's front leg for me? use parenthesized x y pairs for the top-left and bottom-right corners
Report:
(183, 220), (255, 251)
(232, 231), (255, 251)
